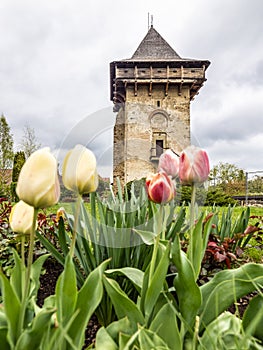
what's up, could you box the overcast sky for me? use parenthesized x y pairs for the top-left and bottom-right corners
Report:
(1, 0), (263, 178)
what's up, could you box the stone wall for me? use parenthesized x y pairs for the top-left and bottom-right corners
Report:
(113, 83), (191, 186)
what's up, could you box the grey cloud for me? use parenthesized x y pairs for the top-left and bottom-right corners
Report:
(0, 0), (263, 178)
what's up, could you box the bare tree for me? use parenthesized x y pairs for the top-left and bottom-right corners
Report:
(20, 124), (41, 158)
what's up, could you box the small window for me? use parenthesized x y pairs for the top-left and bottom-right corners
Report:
(157, 70), (162, 73)
(156, 140), (164, 157)
(191, 70), (196, 73)
(141, 70), (146, 73)
(173, 70), (177, 73)
(157, 100), (160, 107)
(124, 69), (128, 73)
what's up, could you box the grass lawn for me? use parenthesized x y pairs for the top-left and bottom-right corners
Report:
(42, 201), (262, 224)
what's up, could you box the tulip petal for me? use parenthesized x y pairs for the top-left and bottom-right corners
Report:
(16, 148), (60, 208)
(62, 144), (98, 195)
(9, 200), (35, 235)
(146, 171), (175, 204)
(179, 146), (210, 184)
(158, 149), (179, 178)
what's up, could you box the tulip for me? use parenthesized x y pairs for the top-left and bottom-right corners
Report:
(146, 171), (175, 204)
(16, 148), (60, 209)
(62, 144), (98, 195)
(56, 207), (66, 222)
(9, 200), (36, 235)
(158, 149), (179, 178)
(179, 145), (210, 185)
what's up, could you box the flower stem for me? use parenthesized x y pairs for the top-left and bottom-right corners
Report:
(193, 315), (200, 350)
(149, 205), (163, 284)
(149, 234), (160, 285)
(21, 235), (25, 267)
(69, 194), (82, 258)
(190, 183), (196, 234)
(188, 183), (196, 265)
(18, 208), (38, 334)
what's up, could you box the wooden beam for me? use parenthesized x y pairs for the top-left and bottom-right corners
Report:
(134, 81), (137, 96)
(134, 65), (138, 79)
(190, 80), (197, 90)
(134, 65), (138, 96)
(165, 81), (169, 96)
(149, 81), (152, 96)
(180, 65), (184, 80)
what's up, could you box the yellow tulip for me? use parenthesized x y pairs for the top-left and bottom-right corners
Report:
(9, 200), (36, 235)
(62, 144), (98, 195)
(16, 147), (60, 209)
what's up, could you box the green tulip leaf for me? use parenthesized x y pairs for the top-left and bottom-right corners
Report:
(55, 254), (77, 326)
(9, 249), (25, 302)
(134, 229), (157, 245)
(243, 294), (263, 341)
(187, 214), (213, 281)
(15, 308), (55, 349)
(199, 263), (263, 331)
(119, 332), (133, 349)
(199, 312), (243, 350)
(106, 317), (133, 342)
(172, 235), (202, 328)
(68, 259), (110, 348)
(95, 327), (118, 350)
(138, 326), (170, 349)
(30, 253), (50, 298)
(95, 317), (134, 349)
(150, 302), (182, 350)
(105, 267), (144, 291)
(0, 272), (21, 347)
(0, 310), (9, 350)
(0, 328), (9, 350)
(57, 216), (70, 256)
(36, 230), (65, 266)
(144, 242), (170, 321)
(166, 206), (186, 240)
(103, 276), (145, 328)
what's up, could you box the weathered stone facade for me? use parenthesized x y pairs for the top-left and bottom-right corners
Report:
(110, 26), (210, 186)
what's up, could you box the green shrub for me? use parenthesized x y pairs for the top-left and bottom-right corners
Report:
(205, 188), (237, 206)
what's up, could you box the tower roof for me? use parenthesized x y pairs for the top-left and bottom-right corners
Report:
(131, 26), (181, 60)
(110, 26), (210, 104)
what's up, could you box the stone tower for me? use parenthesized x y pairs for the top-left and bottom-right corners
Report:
(110, 26), (210, 186)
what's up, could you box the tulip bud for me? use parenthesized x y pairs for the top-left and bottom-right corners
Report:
(179, 145), (210, 185)
(56, 207), (66, 222)
(16, 148), (60, 209)
(62, 144), (98, 195)
(158, 149), (179, 178)
(146, 171), (175, 204)
(9, 200), (36, 235)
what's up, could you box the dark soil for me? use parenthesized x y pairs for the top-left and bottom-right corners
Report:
(37, 257), (64, 307)
(228, 292), (258, 318)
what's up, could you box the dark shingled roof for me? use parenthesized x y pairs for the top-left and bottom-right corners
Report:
(131, 26), (181, 60)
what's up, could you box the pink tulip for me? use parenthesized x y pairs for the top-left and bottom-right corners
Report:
(146, 171), (175, 204)
(179, 145), (210, 184)
(158, 149), (179, 178)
